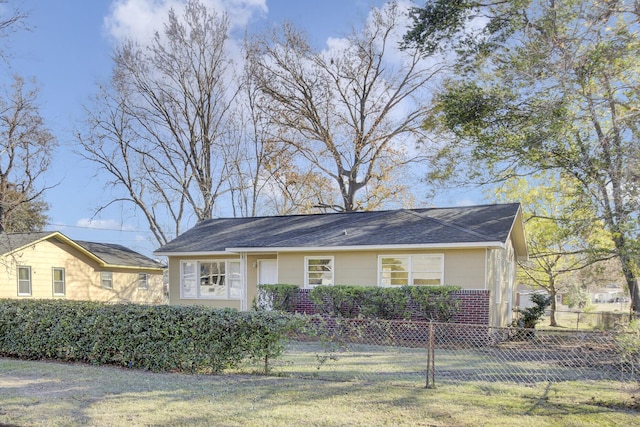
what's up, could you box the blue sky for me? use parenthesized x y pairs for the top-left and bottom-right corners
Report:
(2, 0), (481, 258)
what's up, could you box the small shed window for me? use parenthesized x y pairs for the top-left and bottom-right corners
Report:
(53, 268), (65, 296)
(18, 266), (32, 296)
(138, 273), (148, 289)
(101, 271), (113, 289)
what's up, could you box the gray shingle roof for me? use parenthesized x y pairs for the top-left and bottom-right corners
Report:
(0, 232), (164, 269)
(74, 241), (165, 269)
(155, 203), (522, 254)
(0, 232), (53, 255)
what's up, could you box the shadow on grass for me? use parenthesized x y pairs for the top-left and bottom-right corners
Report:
(1, 356), (637, 426)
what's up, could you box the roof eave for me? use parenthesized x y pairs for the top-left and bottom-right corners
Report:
(0, 232), (60, 256)
(154, 250), (232, 257)
(102, 264), (165, 271)
(157, 242), (507, 256)
(2, 232), (107, 266)
(228, 242), (507, 252)
(3, 232), (164, 270)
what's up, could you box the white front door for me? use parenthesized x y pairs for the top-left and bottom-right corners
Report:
(258, 260), (278, 285)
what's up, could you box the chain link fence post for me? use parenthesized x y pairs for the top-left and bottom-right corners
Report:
(426, 321), (435, 388)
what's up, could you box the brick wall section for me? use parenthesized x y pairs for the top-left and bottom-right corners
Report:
(293, 289), (315, 315)
(292, 288), (491, 325)
(450, 289), (490, 325)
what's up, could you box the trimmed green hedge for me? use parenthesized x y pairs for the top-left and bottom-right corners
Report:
(254, 284), (461, 321)
(254, 284), (300, 312)
(0, 299), (299, 373)
(309, 285), (461, 321)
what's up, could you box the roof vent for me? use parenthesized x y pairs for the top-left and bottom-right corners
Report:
(343, 229), (348, 236)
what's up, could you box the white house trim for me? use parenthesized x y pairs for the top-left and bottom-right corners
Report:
(224, 242), (507, 253)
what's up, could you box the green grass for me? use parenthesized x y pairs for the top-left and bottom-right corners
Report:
(271, 341), (632, 385)
(539, 304), (632, 330)
(0, 356), (637, 426)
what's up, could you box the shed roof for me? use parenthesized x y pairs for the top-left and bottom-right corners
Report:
(0, 232), (164, 269)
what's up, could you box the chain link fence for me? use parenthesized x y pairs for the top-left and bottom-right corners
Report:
(537, 309), (635, 330)
(263, 317), (639, 388)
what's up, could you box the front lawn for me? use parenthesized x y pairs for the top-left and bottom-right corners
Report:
(0, 357), (637, 426)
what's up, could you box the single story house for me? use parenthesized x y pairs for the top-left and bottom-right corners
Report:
(0, 232), (165, 304)
(155, 203), (527, 326)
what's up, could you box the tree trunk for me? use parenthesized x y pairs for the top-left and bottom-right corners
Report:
(611, 231), (639, 317)
(548, 289), (558, 327)
(619, 255), (639, 318)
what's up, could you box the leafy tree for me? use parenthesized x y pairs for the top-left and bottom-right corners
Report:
(0, 3), (50, 232)
(407, 0), (640, 315)
(248, 1), (440, 212)
(494, 172), (613, 325)
(571, 257), (628, 306)
(0, 76), (55, 233)
(2, 189), (48, 232)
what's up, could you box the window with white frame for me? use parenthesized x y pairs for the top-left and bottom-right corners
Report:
(379, 254), (443, 286)
(101, 271), (113, 289)
(138, 273), (148, 289)
(305, 257), (334, 287)
(227, 261), (242, 299)
(18, 266), (31, 296)
(52, 267), (65, 296)
(180, 260), (242, 299)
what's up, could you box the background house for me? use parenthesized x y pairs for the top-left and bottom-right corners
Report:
(0, 232), (165, 304)
(155, 203), (527, 326)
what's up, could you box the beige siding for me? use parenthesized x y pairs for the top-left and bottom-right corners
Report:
(486, 239), (517, 327)
(442, 250), (486, 288)
(0, 239), (164, 304)
(278, 249), (487, 288)
(167, 247), (515, 321)
(276, 253), (304, 286)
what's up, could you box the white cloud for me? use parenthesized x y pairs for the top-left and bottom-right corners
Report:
(455, 199), (477, 207)
(104, 0), (267, 44)
(324, 36), (350, 53)
(134, 234), (149, 242)
(76, 218), (137, 231)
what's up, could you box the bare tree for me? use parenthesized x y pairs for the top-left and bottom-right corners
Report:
(224, 57), (291, 217)
(225, 51), (347, 216)
(260, 148), (339, 215)
(0, 76), (55, 232)
(79, 1), (239, 245)
(248, 2), (442, 212)
(0, 0), (28, 62)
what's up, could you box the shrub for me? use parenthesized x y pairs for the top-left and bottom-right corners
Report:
(406, 286), (461, 322)
(308, 285), (461, 321)
(309, 285), (367, 318)
(254, 284), (300, 312)
(510, 293), (552, 340)
(615, 319), (640, 372)
(0, 299), (299, 373)
(358, 287), (410, 320)
(512, 293), (552, 329)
